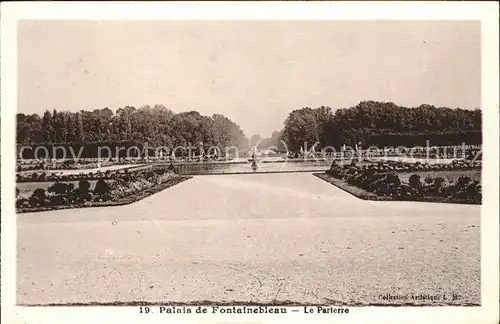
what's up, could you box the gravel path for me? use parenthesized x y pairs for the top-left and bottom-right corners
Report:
(17, 173), (480, 305)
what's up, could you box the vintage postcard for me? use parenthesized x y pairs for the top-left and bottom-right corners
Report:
(1, 2), (499, 324)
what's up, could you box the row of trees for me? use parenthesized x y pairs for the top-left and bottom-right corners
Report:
(248, 131), (286, 152)
(17, 101), (482, 156)
(281, 101), (482, 152)
(17, 105), (248, 151)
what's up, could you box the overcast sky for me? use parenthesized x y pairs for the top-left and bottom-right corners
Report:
(18, 20), (480, 137)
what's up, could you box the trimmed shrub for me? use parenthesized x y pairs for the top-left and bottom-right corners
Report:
(31, 188), (47, 206)
(408, 174), (422, 189)
(456, 176), (472, 191)
(434, 177), (445, 189)
(48, 182), (75, 198)
(94, 179), (110, 197)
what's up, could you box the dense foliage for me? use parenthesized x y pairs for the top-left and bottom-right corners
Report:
(17, 101), (482, 157)
(282, 101), (481, 152)
(17, 105), (248, 158)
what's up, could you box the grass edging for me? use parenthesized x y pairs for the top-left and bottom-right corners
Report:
(17, 176), (193, 214)
(313, 173), (390, 201)
(313, 173), (480, 205)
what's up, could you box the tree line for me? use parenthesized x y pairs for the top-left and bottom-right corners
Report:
(17, 101), (482, 158)
(17, 105), (248, 157)
(279, 101), (481, 152)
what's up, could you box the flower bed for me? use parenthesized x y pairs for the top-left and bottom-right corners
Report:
(359, 159), (481, 171)
(16, 169), (192, 213)
(316, 161), (481, 205)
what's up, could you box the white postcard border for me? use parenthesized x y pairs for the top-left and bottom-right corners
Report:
(1, 2), (498, 324)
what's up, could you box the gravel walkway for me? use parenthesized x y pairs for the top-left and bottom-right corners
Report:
(17, 173), (480, 305)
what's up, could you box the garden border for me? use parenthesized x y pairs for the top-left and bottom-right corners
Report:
(16, 176), (193, 214)
(313, 173), (481, 205)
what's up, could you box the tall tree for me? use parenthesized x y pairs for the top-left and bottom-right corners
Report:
(41, 110), (54, 143)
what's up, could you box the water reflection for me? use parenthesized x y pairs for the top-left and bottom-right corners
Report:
(162, 161), (332, 175)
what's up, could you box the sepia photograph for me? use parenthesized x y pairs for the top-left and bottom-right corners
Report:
(1, 2), (499, 324)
